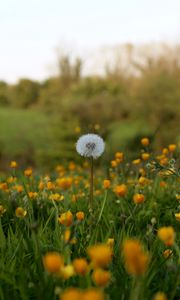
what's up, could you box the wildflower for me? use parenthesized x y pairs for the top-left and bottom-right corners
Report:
(13, 185), (23, 193)
(49, 193), (64, 202)
(175, 213), (180, 221)
(24, 168), (33, 177)
(15, 207), (27, 218)
(10, 161), (18, 168)
(153, 292), (167, 300)
(115, 151), (124, 160)
(64, 229), (71, 243)
(60, 264), (75, 279)
(87, 244), (112, 268)
(76, 211), (85, 221)
(56, 177), (72, 190)
(138, 176), (149, 185)
(82, 288), (105, 300)
(107, 238), (114, 249)
(68, 161), (76, 171)
(7, 176), (16, 183)
(43, 252), (64, 274)
(92, 268), (111, 287)
(47, 181), (55, 190)
(38, 181), (45, 190)
(139, 168), (146, 176)
(75, 126), (81, 134)
(162, 148), (169, 155)
(159, 181), (167, 188)
(157, 226), (175, 246)
(133, 193), (145, 204)
(76, 134), (105, 159)
(0, 205), (6, 216)
(168, 144), (176, 152)
(73, 258), (89, 276)
(141, 138), (150, 146)
(122, 239), (149, 276)
(163, 249), (173, 258)
(141, 153), (150, 161)
(58, 211), (73, 227)
(60, 288), (81, 300)
(28, 192), (38, 199)
(114, 184), (127, 197)
(103, 179), (111, 189)
(111, 160), (118, 168)
(132, 158), (141, 165)
(0, 182), (9, 191)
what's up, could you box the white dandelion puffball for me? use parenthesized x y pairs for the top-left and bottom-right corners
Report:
(76, 134), (105, 159)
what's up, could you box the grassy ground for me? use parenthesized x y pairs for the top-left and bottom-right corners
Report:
(0, 140), (179, 300)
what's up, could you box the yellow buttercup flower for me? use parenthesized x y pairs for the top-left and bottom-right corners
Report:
(168, 144), (176, 152)
(15, 207), (27, 218)
(141, 137), (150, 146)
(157, 226), (175, 246)
(58, 211), (73, 227)
(92, 268), (111, 287)
(153, 292), (167, 300)
(114, 184), (127, 197)
(24, 168), (33, 177)
(43, 252), (64, 274)
(76, 211), (85, 221)
(175, 213), (180, 221)
(141, 153), (150, 161)
(133, 193), (145, 204)
(49, 193), (64, 202)
(87, 244), (112, 268)
(82, 289), (105, 300)
(122, 239), (149, 276)
(73, 258), (89, 276)
(60, 288), (81, 300)
(60, 264), (75, 279)
(10, 161), (18, 168)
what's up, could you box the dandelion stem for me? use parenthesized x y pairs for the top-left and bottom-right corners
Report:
(89, 156), (94, 208)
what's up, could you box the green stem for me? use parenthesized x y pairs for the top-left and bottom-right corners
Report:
(97, 190), (108, 224)
(89, 157), (94, 208)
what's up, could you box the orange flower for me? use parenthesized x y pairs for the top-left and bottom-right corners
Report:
(168, 144), (176, 152)
(122, 239), (149, 276)
(141, 153), (150, 161)
(82, 289), (105, 300)
(60, 288), (81, 300)
(87, 244), (112, 268)
(114, 184), (127, 197)
(24, 168), (33, 177)
(133, 193), (145, 204)
(175, 213), (180, 221)
(103, 179), (111, 189)
(157, 226), (175, 246)
(56, 177), (72, 190)
(38, 181), (45, 190)
(43, 252), (64, 273)
(92, 268), (111, 287)
(0, 182), (9, 191)
(10, 161), (18, 168)
(111, 160), (117, 168)
(132, 158), (141, 165)
(47, 181), (55, 190)
(49, 193), (64, 202)
(73, 258), (89, 276)
(141, 138), (149, 146)
(76, 211), (85, 221)
(58, 211), (73, 227)
(28, 191), (38, 199)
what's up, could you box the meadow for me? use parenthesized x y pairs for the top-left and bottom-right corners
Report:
(0, 137), (179, 300)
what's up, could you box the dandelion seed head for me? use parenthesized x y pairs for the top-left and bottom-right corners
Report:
(76, 134), (105, 159)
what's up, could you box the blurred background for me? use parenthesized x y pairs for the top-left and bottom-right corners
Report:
(0, 0), (180, 169)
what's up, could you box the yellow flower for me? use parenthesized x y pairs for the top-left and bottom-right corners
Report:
(76, 211), (85, 221)
(47, 181), (55, 190)
(58, 211), (73, 227)
(132, 158), (141, 165)
(24, 168), (33, 177)
(28, 192), (38, 199)
(43, 252), (64, 274)
(92, 268), (111, 287)
(60, 288), (81, 300)
(162, 148), (169, 155)
(60, 264), (75, 279)
(87, 244), (112, 268)
(73, 258), (89, 276)
(56, 177), (72, 190)
(15, 207), (27, 218)
(75, 126), (81, 134)
(49, 193), (64, 202)
(122, 239), (149, 276)
(138, 176), (149, 186)
(141, 137), (150, 146)
(168, 144), (176, 152)
(133, 193), (145, 204)
(163, 249), (173, 258)
(157, 226), (175, 246)
(0, 205), (6, 216)
(82, 289), (105, 300)
(111, 160), (118, 168)
(115, 152), (124, 160)
(0, 182), (9, 191)
(38, 181), (45, 190)
(175, 213), (180, 221)
(107, 238), (114, 249)
(141, 153), (150, 161)
(7, 176), (16, 183)
(103, 179), (111, 189)
(13, 185), (23, 193)
(153, 292), (167, 300)
(68, 161), (76, 171)
(114, 184), (127, 197)
(10, 161), (18, 168)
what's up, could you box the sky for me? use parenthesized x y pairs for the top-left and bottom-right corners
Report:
(0, 0), (180, 83)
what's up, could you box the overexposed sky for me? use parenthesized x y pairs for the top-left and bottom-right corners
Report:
(0, 0), (180, 82)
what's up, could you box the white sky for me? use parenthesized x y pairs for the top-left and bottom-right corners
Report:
(0, 0), (180, 83)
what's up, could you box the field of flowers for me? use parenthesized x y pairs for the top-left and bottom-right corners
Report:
(0, 135), (179, 300)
